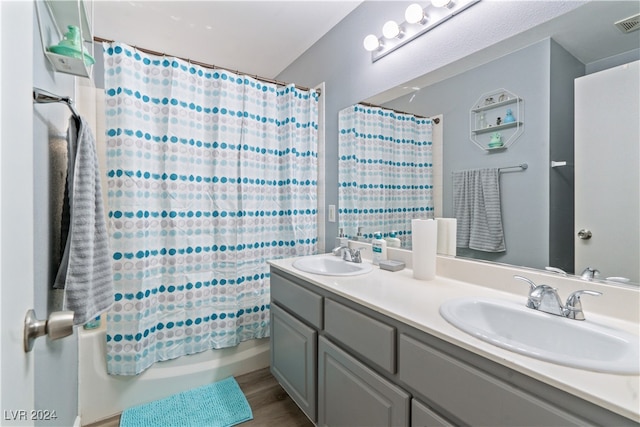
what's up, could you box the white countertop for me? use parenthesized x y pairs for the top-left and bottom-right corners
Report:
(269, 254), (640, 423)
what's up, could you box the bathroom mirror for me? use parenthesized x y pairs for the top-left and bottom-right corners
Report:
(339, 1), (640, 284)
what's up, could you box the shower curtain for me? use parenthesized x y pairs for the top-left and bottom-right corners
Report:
(338, 104), (433, 247)
(103, 42), (318, 375)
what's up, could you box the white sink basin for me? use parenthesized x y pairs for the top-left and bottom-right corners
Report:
(292, 255), (373, 276)
(440, 297), (640, 374)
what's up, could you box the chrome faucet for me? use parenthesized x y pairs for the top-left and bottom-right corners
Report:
(331, 245), (364, 263)
(580, 267), (600, 280)
(514, 275), (602, 320)
(332, 244), (349, 256)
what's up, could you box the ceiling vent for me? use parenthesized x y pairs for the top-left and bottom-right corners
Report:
(615, 13), (640, 33)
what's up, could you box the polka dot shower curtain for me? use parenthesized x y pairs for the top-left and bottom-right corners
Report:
(338, 104), (433, 247)
(103, 42), (318, 375)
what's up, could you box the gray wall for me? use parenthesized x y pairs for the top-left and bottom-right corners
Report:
(276, 1), (584, 256)
(33, 7), (79, 427)
(384, 39), (585, 270)
(586, 48), (640, 74)
(387, 39), (557, 269)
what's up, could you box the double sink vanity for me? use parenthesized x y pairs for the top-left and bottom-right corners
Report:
(268, 248), (640, 426)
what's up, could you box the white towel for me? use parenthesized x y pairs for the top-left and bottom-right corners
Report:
(452, 168), (505, 252)
(54, 116), (114, 325)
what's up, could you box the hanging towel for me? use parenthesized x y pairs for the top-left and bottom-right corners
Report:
(453, 168), (505, 252)
(54, 116), (114, 325)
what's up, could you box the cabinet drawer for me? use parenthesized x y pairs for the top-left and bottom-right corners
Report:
(270, 303), (317, 422)
(324, 298), (396, 373)
(318, 336), (409, 427)
(398, 334), (588, 426)
(270, 271), (323, 329)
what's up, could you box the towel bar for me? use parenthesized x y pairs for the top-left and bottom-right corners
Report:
(33, 87), (80, 120)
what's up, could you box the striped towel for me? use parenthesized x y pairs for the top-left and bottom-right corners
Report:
(453, 168), (505, 252)
(54, 116), (114, 325)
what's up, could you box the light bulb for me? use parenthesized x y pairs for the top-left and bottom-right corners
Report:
(431, 0), (452, 7)
(382, 20), (401, 39)
(363, 34), (381, 52)
(405, 4), (426, 24)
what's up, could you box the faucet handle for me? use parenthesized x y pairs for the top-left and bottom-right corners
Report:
(514, 275), (536, 292)
(565, 290), (602, 320)
(349, 248), (364, 263)
(545, 266), (567, 276)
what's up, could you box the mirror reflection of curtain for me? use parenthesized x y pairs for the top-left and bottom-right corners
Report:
(338, 104), (433, 246)
(103, 42), (319, 375)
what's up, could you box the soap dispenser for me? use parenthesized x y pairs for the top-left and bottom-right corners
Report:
(335, 228), (348, 249)
(386, 231), (401, 248)
(371, 232), (387, 265)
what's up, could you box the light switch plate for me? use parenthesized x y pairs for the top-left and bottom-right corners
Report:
(328, 204), (336, 222)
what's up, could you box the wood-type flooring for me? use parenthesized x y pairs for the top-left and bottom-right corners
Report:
(85, 367), (313, 427)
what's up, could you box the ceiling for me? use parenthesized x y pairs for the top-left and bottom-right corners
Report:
(93, 1), (362, 78)
(93, 1), (638, 85)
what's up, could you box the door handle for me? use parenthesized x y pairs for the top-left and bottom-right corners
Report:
(23, 309), (74, 352)
(577, 229), (592, 240)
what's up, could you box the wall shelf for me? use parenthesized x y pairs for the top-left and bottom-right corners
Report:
(469, 89), (523, 151)
(471, 97), (519, 113)
(472, 121), (523, 135)
(35, 0), (94, 79)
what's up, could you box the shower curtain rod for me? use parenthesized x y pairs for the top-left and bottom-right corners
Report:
(93, 36), (320, 95)
(357, 101), (437, 123)
(33, 87), (81, 120)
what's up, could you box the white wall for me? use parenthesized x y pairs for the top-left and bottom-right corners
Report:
(32, 4), (82, 426)
(1, 1), (36, 423)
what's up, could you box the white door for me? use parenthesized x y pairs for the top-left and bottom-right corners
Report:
(574, 61), (640, 283)
(1, 0), (37, 422)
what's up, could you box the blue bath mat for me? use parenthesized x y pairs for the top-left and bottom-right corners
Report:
(119, 376), (253, 427)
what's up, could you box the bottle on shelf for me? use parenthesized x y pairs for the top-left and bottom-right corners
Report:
(478, 113), (487, 129)
(504, 108), (516, 123)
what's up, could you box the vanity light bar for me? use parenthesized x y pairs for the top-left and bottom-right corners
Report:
(366, 0), (481, 62)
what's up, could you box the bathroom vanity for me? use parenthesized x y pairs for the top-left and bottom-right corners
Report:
(269, 254), (640, 426)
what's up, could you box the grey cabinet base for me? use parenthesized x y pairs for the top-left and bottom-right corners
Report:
(318, 336), (409, 427)
(270, 303), (317, 422)
(270, 267), (639, 427)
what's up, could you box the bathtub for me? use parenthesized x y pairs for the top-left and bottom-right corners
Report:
(78, 325), (270, 425)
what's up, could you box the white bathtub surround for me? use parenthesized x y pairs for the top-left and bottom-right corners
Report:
(77, 330), (269, 425)
(435, 217), (457, 256)
(270, 254), (640, 422)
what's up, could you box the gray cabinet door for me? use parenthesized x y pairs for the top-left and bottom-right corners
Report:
(411, 399), (452, 427)
(318, 336), (409, 427)
(270, 303), (317, 422)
